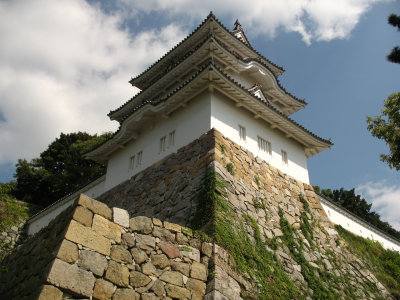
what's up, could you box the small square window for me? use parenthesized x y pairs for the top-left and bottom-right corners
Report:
(136, 151), (142, 167)
(281, 150), (288, 165)
(239, 125), (246, 141)
(159, 136), (166, 153)
(258, 136), (271, 155)
(168, 130), (175, 147)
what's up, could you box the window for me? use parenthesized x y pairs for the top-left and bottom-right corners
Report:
(239, 125), (246, 141)
(159, 136), (166, 153)
(281, 150), (288, 165)
(258, 136), (271, 155)
(136, 151), (142, 167)
(168, 130), (175, 148)
(129, 155), (135, 171)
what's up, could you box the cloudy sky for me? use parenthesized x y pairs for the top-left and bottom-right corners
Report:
(0, 0), (399, 229)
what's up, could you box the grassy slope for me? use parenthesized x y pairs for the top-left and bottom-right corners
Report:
(336, 225), (400, 299)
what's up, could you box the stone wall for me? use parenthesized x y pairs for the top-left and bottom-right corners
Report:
(1, 194), (214, 299)
(98, 130), (215, 227)
(209, 129), (392, 299)
(1, 129), (395, 299)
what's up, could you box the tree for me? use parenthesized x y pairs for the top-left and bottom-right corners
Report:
(13, 132), (111, 207)
(314, 186), (400, 239)
(387, 14), (400, 63)
(367, 92), (400, 170)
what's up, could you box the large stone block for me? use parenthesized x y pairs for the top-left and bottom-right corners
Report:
(92, 214), (122, 243)
(110, 245), (132, 264)
(113, 288), (138, 300)
(78, 249), (108, 277)
(72, 205), (93, 227)
(77, 194), (112, 219)
(165, 284), (191, 299)
(56, 239), (78, 264)
(65, 220), (111, 256)
(130, 216), (152, 234)
(105, 260), (130, 287)
(46, 258), (95, 298)
(113, 207), (130, 228)
(37, 285), (63, 300)
(130, 271), (152, 287)
(159, 271), (183, 286)
(93, 278), (115, 300)
(191, 261), (207, 281)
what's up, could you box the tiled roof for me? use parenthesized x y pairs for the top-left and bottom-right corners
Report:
(109, 34), (305, 121)
(87, 59), (331, 158)
(128, 12), (284, 90)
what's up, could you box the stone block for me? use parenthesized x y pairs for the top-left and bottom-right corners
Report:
(92, 214), (122, 243)
(152, 218), (163, 227)
(142, 261), (159, 277)
(77, 194), (112, 219)
(151, 279), (165, 297)
(122, 232), (135, 248)
(159, 271), (183, 286)
(191, 261), (207, 281)
(78, 250), (108, 277)
(130, 271), (152, 287)
(131, 248), (148, 264)
(201, 242), (213, 257)
(141, 293), (158, 300)
(135, 233), (155, 250)
(93, 278), (114, 300)
(105, 260), (130, 287)
(113, 207), (130, 228)
(164, 221), (181, 233)
(165, 284), (191, 299)
(37, 285), (63, 300)
(73, 205), (93, 227)
(46, 258), (95, 298)
(150, 253), (170, 269)
(171, 261), (190, 277)
(113, 288), (138, 300)
(111, 245), (132, 264)
(186, 278), (206, 294)
(56, 239), (78, 264)
(180, 245), (200, 262)
(130, 216), (152, 234)
(65, 220), (111, 256)
(159, 241), (180, 259)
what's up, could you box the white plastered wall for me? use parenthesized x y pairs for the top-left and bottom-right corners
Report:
(320, 197), (400, 252)
(210, 92), (310, 183)
(104, 93), (212, 190)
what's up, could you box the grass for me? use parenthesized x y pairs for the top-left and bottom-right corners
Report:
(336, 225), (400, 299)
(192, 169), (300, 299)
(0, 182), (41, 261)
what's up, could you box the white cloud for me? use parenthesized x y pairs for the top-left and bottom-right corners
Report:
(357, 181), (400, 231)
(0, 0), (390, 175)
(115, 0), (388, 44)
(0, 0), (186, 165)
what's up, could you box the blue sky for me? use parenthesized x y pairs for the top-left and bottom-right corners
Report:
(0, 0), (399, 228)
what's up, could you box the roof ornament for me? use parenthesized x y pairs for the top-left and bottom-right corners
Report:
(232, 19), (250, 46)
(234, 19), (242, 31)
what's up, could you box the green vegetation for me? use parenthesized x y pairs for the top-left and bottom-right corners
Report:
(0, 182), (40, 261)
(12, 131), (111, 207)
(278, 208), (340, 299)
(336, 225), (400, 299)
(367, 92), (400, 171)
(192, 169), (300, 298)
(387, 14), (400, 64)
(226, 162), (235, 176)
(252, 196), (266, 210)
